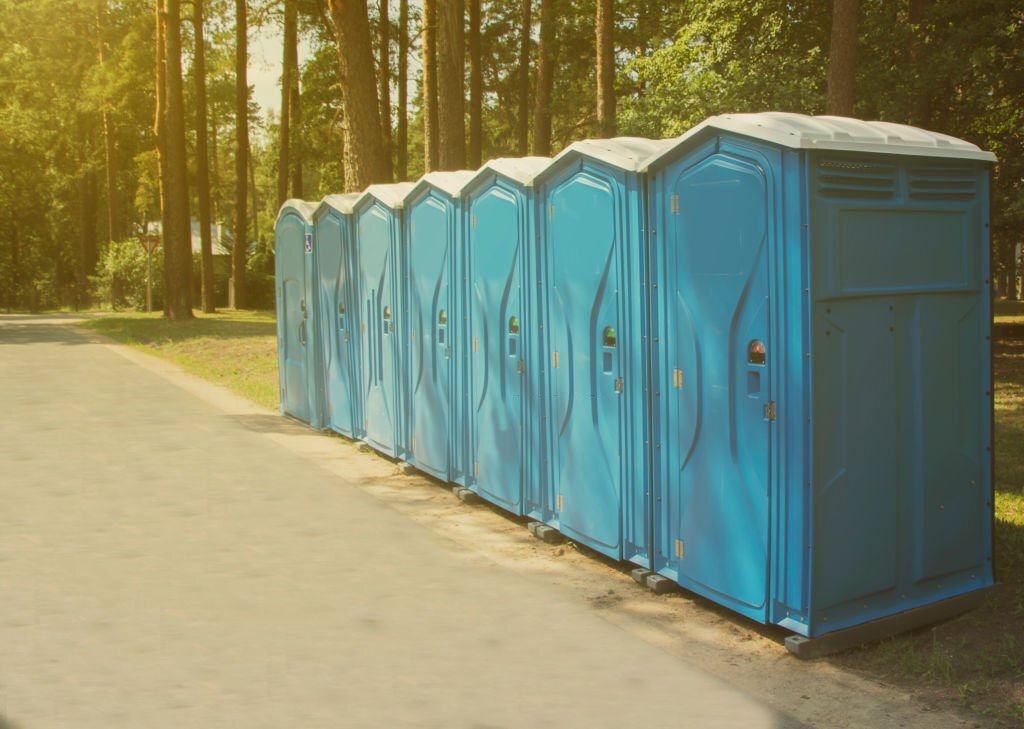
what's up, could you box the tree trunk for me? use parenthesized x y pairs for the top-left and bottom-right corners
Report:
(397, 0), (409, 179)
(437, 0), (465, 169)
(326, 0), (390, 190)
(278, 0), (295, 207)
(467, 0), (482, 168)
(908, 0), (932, 128)
(194, 0), (215, 313)
(379, 0), (394, 181)
(162, 0), (193, 320)
(233, 0), (249, 308)
(516, 0), (531, 155)
(96, 0), (118, 243)
(533, 0), (556, 155)
(77, 114), (99, 306)
(422, 0), (439, 172)
(154, 0), (170, 315)
(826, 0), (859, 116)
(249, 140), (260, 250)
(595, 0), (615, 136)
(289, 19), (303, 198)
(210, 104), (220, 222)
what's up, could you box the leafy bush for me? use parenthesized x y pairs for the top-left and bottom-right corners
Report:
(90, 238), (164, 311)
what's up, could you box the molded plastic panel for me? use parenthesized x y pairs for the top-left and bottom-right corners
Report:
(407, 194), (453, 480)
(654, 148), (773, 621)
(276, 214), (313, 423)
(544, 172), (623, 555)
(466, 184), (527, 511)
(315, 211), (359, 437)
(357, 203), (402, 456)
(808, 156), (993, 634)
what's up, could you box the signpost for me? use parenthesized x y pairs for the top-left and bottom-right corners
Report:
(139, 234), (161, 313)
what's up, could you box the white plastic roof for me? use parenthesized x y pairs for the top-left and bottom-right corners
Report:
(357, 182), (416, 210)
(461, 156), (552, 193)
(547, 136), (677, 173)
(318, 193), (361, 216)
(276, 198), (318, 225)
(409, 170), (476, 201)
(643, 112), (995, 169)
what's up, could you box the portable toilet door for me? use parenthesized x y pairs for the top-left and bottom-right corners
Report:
(461, 158), (550, 513)
(532, 139), (672, 565)
(644, 112), (995, 639)
(275, 199), (323, 428)
(353, 183), (415, 458)
(403, 172), (475, 482)
(313, 193), (363, 439)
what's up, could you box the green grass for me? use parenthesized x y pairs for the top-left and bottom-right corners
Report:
(81, 310), (280, 411)
(995, 299), (1024, 324)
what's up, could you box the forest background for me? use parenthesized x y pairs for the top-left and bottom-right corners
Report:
(0, 0), (1020, 317)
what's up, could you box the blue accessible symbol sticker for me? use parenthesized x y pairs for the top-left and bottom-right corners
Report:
(304, 232), (312, 254)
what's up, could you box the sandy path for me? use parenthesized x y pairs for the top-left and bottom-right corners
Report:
(0, 317), (976, 728)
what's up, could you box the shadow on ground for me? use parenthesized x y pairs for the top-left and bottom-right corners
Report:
(0, 323), (90, 346)
(85, 315), (277, 343)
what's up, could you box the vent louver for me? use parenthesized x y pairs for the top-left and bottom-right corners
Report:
(817, 159), (896, 200)
(908, 166), (977, 201)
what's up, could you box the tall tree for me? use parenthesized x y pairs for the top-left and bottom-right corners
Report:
(422, 0), (439, 171)
(162, 0), (193, 319)
(397, 0), (410, 179)
(595, 0), (615, 136)
(278, 0), (296, 207)
(467, 0), (482, 168)
(533, 0), (556, 155)
(233, 0), (248, 308)
(326, 0), (390, 189)
(437, 0), (466, 169)
(154, 0), (169, 315)
(516, 0), (531, 154)
(379, 0), (394, 181)
(96, 0), (118, 243)
(194, 0), (215, 313)
(826, 0), (859, 116)
(907, 0), (932, 128)
(288, 1), (303, 197)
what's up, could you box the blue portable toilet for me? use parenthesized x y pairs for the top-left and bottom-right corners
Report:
(644, 112), (995, 642)
(402, 171), (476, 482)
(275, 199), (324, 428)
(531, 138), (673, 564)
(313, 193), (363, 440)
(460, 158), (551, 513)
(353, 183), (415, 458)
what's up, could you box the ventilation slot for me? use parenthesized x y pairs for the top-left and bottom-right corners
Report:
(817, 159), (896, 200)
(908, 166), (976, 201)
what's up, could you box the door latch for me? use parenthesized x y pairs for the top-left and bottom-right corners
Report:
(764, 401), (777, 421)
(516, 360), (526, 375)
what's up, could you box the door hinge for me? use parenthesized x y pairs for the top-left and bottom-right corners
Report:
(672, 368), (683, 389)
(675, 539), (685, 558)
(556, 494), (563, 511)
(472, 337), (479, 353)
(552, 351), (559, 368)
(474, 461), (480, 477)
(549, 204), (555, 220)
(411, 436), (416, 451)
(764, 401), (777, 421)
(411, 328), (416, 341)
(361, 323), (367, 334)
(670, 194), (680, 215)
(471, 214), (477, 228)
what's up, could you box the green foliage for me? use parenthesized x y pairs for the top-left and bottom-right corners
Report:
(90, 238), (164, 311)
